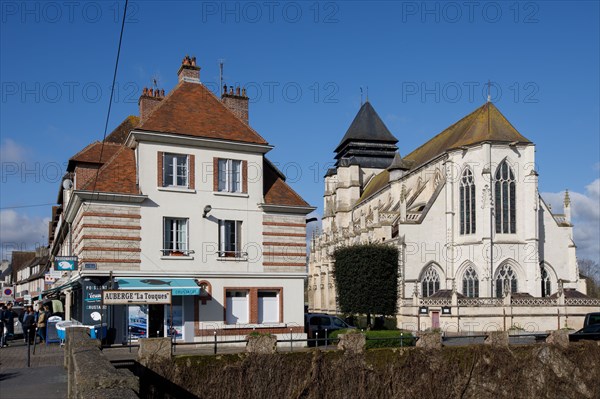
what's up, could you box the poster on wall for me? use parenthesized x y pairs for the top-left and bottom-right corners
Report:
(128, 305), (148, 339)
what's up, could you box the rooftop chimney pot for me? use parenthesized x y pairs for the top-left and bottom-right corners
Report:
(177, 54), (201, 83)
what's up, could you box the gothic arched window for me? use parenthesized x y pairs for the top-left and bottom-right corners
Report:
(462, 266), (479, 298)
(495, 264), (518, 297)
(460, 168), (476, 235)
(541, 265), (552, 297)
(421, 266), (440, 297)
(495, 160), (516, 234)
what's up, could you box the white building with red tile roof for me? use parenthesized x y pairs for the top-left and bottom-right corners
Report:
(48, 55), (314, 343)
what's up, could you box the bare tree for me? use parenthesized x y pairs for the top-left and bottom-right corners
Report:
(578, 258), (600, 298)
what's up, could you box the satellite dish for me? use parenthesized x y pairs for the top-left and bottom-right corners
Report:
(62, 179), (73, 190)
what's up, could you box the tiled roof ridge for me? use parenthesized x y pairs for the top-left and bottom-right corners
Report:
(200, 82), (269, 144)
(79, 144), (132, 192)
(70, 141), (124, 163)
(137, 81), (269, 145)
(69, 140), (101, 161)
(137, 81), (183, 122)
(404, 104), (485, 161)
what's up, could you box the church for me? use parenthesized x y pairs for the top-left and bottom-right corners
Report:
(308, 101), (600, 332)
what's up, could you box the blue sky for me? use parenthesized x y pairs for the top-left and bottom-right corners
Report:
(1, 1), (599, 262)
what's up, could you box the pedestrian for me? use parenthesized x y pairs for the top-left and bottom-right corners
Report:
(5, 302), (16, 339)
(36, 305), (49, 344)
(22, 306), (36, 345)
(0, 305), (6, 348)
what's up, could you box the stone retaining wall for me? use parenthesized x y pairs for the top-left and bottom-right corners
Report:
(65, 327), (139, 399)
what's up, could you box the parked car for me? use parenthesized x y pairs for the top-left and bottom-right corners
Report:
(583, 312), (600, 328)
(304, 313), (355, 346)
(569, 323), (600, 342)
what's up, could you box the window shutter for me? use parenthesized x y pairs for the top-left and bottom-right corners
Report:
(242, 160), (248, 193)
(213, 157), (219, 191)
(157, 152), (164, 187)
(189, 154), (195, 189)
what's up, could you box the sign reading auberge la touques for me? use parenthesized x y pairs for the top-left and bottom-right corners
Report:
(102, 290), (172, 305)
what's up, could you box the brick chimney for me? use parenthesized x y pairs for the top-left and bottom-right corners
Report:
(138, 87), (165, 121)
(221, 85), (249, 124)
(177, 55), (200, 83)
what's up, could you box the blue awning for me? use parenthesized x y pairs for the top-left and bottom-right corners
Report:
(115, 278), (200, 296)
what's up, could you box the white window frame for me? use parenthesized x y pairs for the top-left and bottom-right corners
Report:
(163, 153), (189, 187)
(218, 159), (242, 193)
(257, 290), (280, 324)
(218, 220), (243, 258)
(225, 290), (249, 324)
(163, 217), (189, 256)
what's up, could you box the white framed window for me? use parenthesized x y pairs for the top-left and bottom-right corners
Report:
(258, 290), (280, 324)
(163, 153), (188, 187)
(495, 160), (516, 234)
(218, 159), (242, 192)
(219, 220), (242, 257)
(421, 266), (440, 297)
(460, 168), (476, 235)
(226, 290), (249, 324)
(163, 217), (188, 256)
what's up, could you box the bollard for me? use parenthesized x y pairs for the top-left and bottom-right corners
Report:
(27, 329), (31, 367)
(315, 331), (319, 347)
(290, 328), (293, 352)
(213, 331), (217, 355)
(325, 329), (328, 350)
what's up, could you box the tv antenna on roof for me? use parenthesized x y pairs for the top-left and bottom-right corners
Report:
(151, 74), (160, 89)
(360, 87), (363, 105)
(487, 80), (491, 103)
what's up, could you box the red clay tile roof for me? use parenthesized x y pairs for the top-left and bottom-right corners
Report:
(138, 81), (268, 145)
(79, 146), (139, 195)
(263, 158), (310, 207)
(68, 141), (123, 171)
(105, 115), (139, 144)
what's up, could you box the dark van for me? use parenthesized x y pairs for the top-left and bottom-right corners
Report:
(583, 312), (600, 327)
(304, 313), (354, 346)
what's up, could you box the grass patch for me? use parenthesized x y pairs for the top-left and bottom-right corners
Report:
(330, 329), (415, 349)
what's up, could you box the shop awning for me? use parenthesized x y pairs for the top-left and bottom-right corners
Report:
(114, 278), (200, 296)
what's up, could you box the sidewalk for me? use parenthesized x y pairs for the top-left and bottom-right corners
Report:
(0, 340), (67, 399)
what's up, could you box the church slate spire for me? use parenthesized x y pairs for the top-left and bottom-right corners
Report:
(334, 101), (399, 168)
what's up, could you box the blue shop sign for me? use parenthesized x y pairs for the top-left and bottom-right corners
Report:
(55, 256), (78, 271)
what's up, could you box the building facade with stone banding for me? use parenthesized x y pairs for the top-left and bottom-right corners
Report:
(48, 55), (314, 343)
(309, 101), (600, 332)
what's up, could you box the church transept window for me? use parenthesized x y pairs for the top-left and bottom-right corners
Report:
(421, 266), (440, 297)
(541, 265), (552, 297)
(460, 168), (476, 235)
(495, 160), (516, 234)
(495, 264), (518, 297)
(462, 266), (479, 297)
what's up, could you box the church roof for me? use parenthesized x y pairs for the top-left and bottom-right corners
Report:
(387, 152), (412, 171)
(404, 102), (531, 167)
(357, 103), (533, 205)
(335, 101), (398, 153)
(137, 81), (268, 145)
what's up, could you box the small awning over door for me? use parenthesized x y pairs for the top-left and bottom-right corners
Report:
(115, 278), (200, 296)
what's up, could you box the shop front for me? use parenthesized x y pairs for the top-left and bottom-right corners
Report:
(112, 278), (200, 342)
